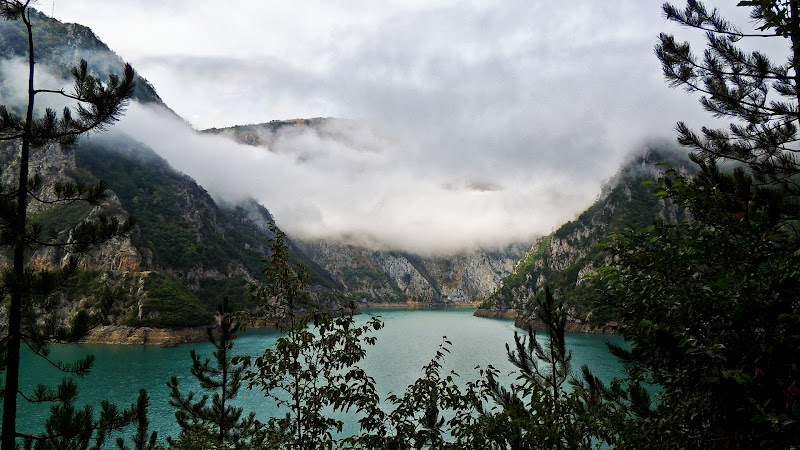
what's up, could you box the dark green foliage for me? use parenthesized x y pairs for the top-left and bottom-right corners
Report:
(74, 136), (340, 297)
(593, 165), (800, 448)
(0, 3), (141, 447)
(116, 390), (158, 450)
(74, 140), (207, 271)
(501, 234), (551, 290)
(658, 0), (800, 197)
(166, 299), (263, 449)
(454, 287), (601, 449)
(587, 1), (800, 447)
(31, 202), (94, 235)
(234, 224), (383, 449)
(351, 287), (604, 449)
(482, 147), (691, 318)
(352, 338), (470, 449)
(134, 272), (212, 328)
(19, 381), (152, 450)
(196, 277), (249, 310)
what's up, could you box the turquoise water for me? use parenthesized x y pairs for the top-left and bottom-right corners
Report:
(15, 308), (624, 442)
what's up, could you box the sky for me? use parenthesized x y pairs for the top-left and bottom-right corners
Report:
(35, 0), (768, 254)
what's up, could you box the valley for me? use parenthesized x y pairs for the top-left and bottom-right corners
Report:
(0, 8), (689, 338)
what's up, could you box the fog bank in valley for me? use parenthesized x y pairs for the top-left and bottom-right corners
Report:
(12, 1), (774, 253)
(111, 103), (598, 254)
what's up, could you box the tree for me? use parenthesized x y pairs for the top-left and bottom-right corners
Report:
(116, 390), (158, 450)
(452, 287), (601, 449)
(590, 1), (800, 447)
(657, 0), (800, 210)
(235, 224), (383, 449)
(166, 298), (263, 449)
(0, 1), (137, 448)
(350, 287), (603, 449)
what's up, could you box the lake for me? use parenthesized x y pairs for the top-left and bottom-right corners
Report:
(15, 308), (624, 443)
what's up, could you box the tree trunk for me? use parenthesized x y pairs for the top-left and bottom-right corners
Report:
(1, 7), (35, 450)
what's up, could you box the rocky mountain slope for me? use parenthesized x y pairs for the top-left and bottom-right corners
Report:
(0, 133), (342, 330)
(476, 146), (692, 329)
(0, 7), (169, 109)
(295, 239), (528, 304)
(1, 10), (524, 338)
(203, 120), (531, 304)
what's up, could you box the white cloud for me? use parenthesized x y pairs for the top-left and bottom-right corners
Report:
(39, 0), (784, 252)
(111, 103), (594, 254)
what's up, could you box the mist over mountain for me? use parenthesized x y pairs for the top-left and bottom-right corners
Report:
(2, 6), (635, 255)
(477, 144), (693, 329)
(0, 10), (545, 336)
(0, 8), (702, 335)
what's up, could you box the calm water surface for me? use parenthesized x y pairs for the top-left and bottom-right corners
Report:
(16, 308), (624, 441)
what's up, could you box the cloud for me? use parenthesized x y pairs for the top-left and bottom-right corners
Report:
(111, 103), (596, 254)
(0, 57), (103, 116)
(45, 1), (784, 253)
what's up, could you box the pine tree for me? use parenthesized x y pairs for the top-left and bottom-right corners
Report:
(0, 2), (137, 448)
(166, 298), (263, 449)
(590, 1), (800, 447)
(657, 0), (800, 216)
(457, 287), (598, 449)
(115, 390), (158, 450)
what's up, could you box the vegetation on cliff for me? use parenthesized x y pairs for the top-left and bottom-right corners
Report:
(480, 145), (691, 320)
(3, 0), (799, 448)
(0, 1), (142, 447)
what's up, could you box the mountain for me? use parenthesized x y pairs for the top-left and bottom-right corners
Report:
(0, 7), (166, 107)
(201, 120), (531, 304)
(0, 10), (523, 340)
(0, 9), (345, 333)
(294, 239), (528, 304)
(476, 145), (692, 331)
(0, 132), (343, 331)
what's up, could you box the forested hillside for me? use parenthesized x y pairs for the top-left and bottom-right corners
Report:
(205, 120), (532, 304)
(0, 9), (523, 337)
(477, 145), (692, 329)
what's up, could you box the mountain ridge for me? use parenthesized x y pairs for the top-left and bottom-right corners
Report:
(476, 144), (693, 331)
(0, 10), (525, 342)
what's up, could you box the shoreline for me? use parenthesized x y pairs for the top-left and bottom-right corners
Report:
(474, 308), (620, 335)
(80, 304), (617, 346)
(360, 301), (482, 309)
(81, 302), (483, 346)
(82, 325), (211, 347)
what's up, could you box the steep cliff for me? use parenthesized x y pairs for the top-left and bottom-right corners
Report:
(294, 240), (528, 304)
(206, 120), (531, 305)
(0, 7), (169, 107)
(0, 133), (343, 330)
(477, 145), (692, 326)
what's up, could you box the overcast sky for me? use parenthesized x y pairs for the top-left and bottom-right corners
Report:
(40, 0), (768, 253)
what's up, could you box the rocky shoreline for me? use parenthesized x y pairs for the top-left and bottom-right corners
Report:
(474, 309), (620, 334)
(472, 308), (517, 319)
(79, 305), (617, 346)
(361, 301), (482, 309)
(82, 325), (212, 347)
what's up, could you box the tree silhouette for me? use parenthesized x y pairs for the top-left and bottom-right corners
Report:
(0, 2), (137, 448)
(166, 299), (263, 449)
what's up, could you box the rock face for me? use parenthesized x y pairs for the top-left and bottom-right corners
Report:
(0, 10), (530, 339)
(478, 146), (693, 324)
(0, 131), (345, 333)
(82, 325), (210, 347)
(294, 240), (528, 304)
